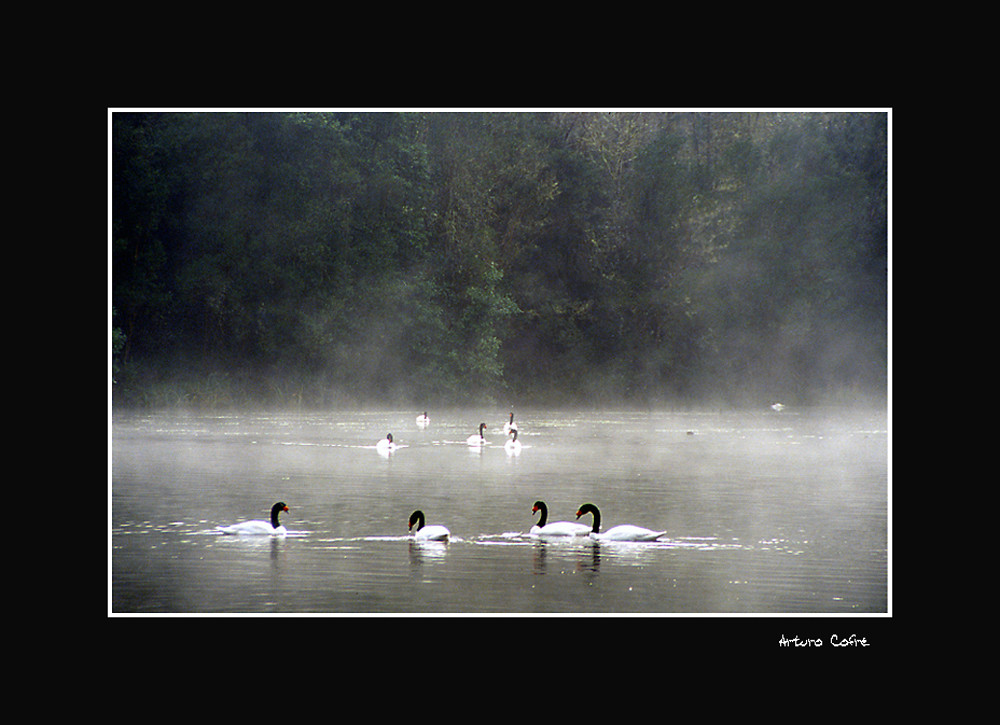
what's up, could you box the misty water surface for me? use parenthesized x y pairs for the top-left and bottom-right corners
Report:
(109, 407), (888, 614)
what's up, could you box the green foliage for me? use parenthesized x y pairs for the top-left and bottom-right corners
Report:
(111, 111), (888, 408)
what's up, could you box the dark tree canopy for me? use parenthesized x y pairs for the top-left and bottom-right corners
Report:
(111, 110), (888, 409)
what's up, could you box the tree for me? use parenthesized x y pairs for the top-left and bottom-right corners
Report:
(110, 110), (887, 408)
(112, 113), (174, 364)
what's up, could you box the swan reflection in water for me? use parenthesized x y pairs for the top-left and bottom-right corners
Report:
(531, 537), (601, 581)
(409, 539), (449, 566)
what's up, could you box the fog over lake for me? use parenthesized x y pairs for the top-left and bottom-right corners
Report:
(110, 405), (887, 615)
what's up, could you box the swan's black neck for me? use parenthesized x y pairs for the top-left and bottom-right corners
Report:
(270, 502), (287, 528)
(533, 501), (548, 527)
(577, 504), (601, 533)
(509, 412), (514, 424)
(409, 510), (426, 531)
(510, 429), (518, 442)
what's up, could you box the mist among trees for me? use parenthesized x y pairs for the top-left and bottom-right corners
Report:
(111, 110), (888, 409)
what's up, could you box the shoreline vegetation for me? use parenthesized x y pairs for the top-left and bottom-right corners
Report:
(108, 365), (885, 413)
(112, 111), (887, 413)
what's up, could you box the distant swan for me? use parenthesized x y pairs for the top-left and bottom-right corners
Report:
(771, 403), (785, 411)
(467, 423), (488, 447)
(416, 412), (430, 427)
(376, 433), (397, 453)
(530, 500), (590, 537)
(503, 412), (518, 434)
(218, 502), (289, 536)
(575, 502), (665, 541)
(504, 428), (522, 454)
(408, 509), (450, 541)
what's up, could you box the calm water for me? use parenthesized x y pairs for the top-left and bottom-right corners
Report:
(109, 407), (888, 615)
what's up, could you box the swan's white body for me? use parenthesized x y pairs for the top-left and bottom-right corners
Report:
(531, 521), (591, 537)
(414, 524), (450, 541)
(409, 510), (450, 541)
(591, 524), (665, 542)
(771, 403), (785, 411)
(218, 502), (289, 536)
(376, 433), (397, 454)
(416, 413), (430, 427)
(467, 423), (488, 447)
(219, 520), (287, 536)
(504, 429), (522, 454)
(576, 503), (665, 542)
(530, 501), (589, 537)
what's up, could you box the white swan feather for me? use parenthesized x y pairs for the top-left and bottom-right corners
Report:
(409, 509), (450, 541)
(218, 502), (289, 536)
(530, 500), (590, 537)
(467, 423), (488, 447)
(576, 503), (665, 542)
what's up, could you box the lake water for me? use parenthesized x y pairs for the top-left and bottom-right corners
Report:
(109, 407), (888, 615)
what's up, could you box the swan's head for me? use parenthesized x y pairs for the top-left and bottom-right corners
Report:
(532, 500), (546, 514)
(408, 509), (425, 531)
(576, 503), (600, 532)
(386, 433), (394, 443)
(479, 422), (487, 433)
(270, 502), (289, 528)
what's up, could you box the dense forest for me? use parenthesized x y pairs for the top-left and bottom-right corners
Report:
(111, 111), (888, 409)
